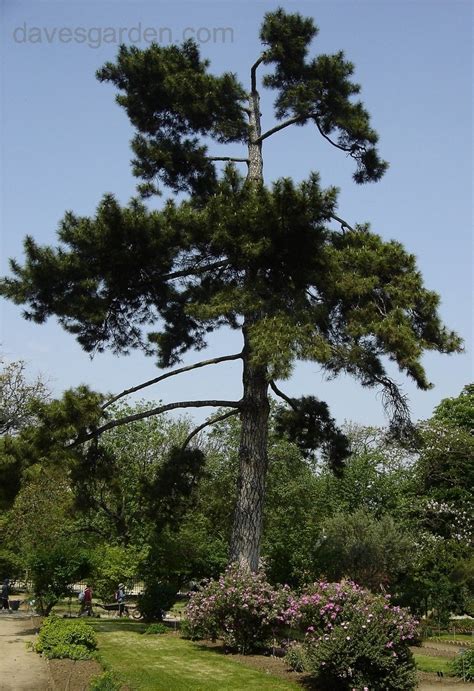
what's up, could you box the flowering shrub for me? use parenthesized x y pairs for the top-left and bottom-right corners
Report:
(183, 564), (291, 653)
(285, 580), (418, 690)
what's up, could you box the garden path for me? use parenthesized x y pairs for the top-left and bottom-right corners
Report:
(0, 613), (52, 690)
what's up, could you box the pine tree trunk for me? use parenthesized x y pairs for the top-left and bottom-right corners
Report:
(229, 67), (269, 571)
(230, 327), (269, 571)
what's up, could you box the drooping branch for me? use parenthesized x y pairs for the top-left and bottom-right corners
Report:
(181, 408), (240, 450)
(373, 375), (412, 436)
(73, 399), (242, 447)
(257, 112), (360, 157)
(269, 380), (298, 411)
(102, 352), (243, 410)
(208, 156), (250, 163)
(313, 116), (355, 154)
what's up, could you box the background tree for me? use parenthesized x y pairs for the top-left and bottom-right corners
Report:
(0, 360), (49, 510)
(5, 468), (91, 614)
(0, 8), (461, 569)
(70, 402), (204, 545)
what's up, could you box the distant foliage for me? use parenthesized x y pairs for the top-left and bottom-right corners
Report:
(285, 580), (418, 690)
(33, 615), (97, 660)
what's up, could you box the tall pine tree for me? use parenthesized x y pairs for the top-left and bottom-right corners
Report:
(1, 9), (461, 569)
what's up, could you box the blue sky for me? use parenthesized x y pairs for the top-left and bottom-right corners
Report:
(1, 0), (472, 426)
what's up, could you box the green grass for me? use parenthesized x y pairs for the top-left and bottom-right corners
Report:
(86, 621), (298, 690)
(414, 653), (453, 676)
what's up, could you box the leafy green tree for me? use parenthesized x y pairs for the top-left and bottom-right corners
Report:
(432, 383), (474, 432)
(0, 9), (461, 569)
(315, 509), (412, 591)
(71, 402), (204, 545)
(5, 468), (92, 613)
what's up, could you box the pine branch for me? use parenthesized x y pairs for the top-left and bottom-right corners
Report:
(72, 399), (243, 447)
(207, 156), (249, 163)
(313, 117), (355, 154)
(102, 352), (243, 410)
(181, 409), (240, 450)
(257, 113), (359, 155)
(162, 260), (228, 282)
(269, 380), (298, 411)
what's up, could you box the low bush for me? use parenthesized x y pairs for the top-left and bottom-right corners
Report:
(144, 622), (168, 635)
(183, 563), (291, 653)
(33, 615), (97, 660)
(138, 580), (177, 621)
(451, 649), (474, 681)
(89, 670), (122, 691)
(285, 580), (419, 690)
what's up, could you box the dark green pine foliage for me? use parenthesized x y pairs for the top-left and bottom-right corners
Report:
(0, 9), (461, 568)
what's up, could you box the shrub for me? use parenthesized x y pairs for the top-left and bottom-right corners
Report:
(451, 649), (474, 681)
(183, 563), (291, 653)
(33, 615), (97, 660)
(144, 622), (168, 634)
(138, 580), (177, 621)
(89, 671), (122, 691)
(285, 580), (418, 690)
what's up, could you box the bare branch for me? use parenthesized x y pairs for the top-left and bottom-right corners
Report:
(181, 409), (240, 450)
(251, 55), (265, 92)
(208, 156), (249, 164)
(257, 115), (306, 143)
(103, 352), (243, 410)
(329, 214), (355, 233)
(269, 380), (298, 411)
(72, 399), (242, 447)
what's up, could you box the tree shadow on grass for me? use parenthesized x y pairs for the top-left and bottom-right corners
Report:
(192, 642), (324, 689)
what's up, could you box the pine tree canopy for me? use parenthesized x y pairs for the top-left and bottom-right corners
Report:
(2, 167), (460, 388)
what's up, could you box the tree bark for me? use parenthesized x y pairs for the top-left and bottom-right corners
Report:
(229, 64), (269, 571)
(230, 325), (269, 570)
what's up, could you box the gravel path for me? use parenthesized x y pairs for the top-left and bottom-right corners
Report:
(0, 613), (52, 690)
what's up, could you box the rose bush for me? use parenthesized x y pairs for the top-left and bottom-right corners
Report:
(285, 580), (419, 690)
(183, 563), (291, 652)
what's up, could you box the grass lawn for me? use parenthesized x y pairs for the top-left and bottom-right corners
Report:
(413, 653), (453, 676)
(88, 621), (299, 690)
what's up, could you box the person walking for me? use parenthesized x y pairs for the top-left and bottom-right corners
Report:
(80, 584), (93, 617)
(1, 579), (10, 611)
(116, 583), (126, 617)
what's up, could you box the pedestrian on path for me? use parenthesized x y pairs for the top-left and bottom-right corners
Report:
(1, 578), (10, 611)
(80, 584), (93, 616)
(116, 583), (126, 617)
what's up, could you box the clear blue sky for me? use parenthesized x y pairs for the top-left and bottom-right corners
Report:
(1, 0), (472, 426)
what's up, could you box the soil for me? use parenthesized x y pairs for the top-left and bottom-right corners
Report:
(48, 659), (102, 691)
